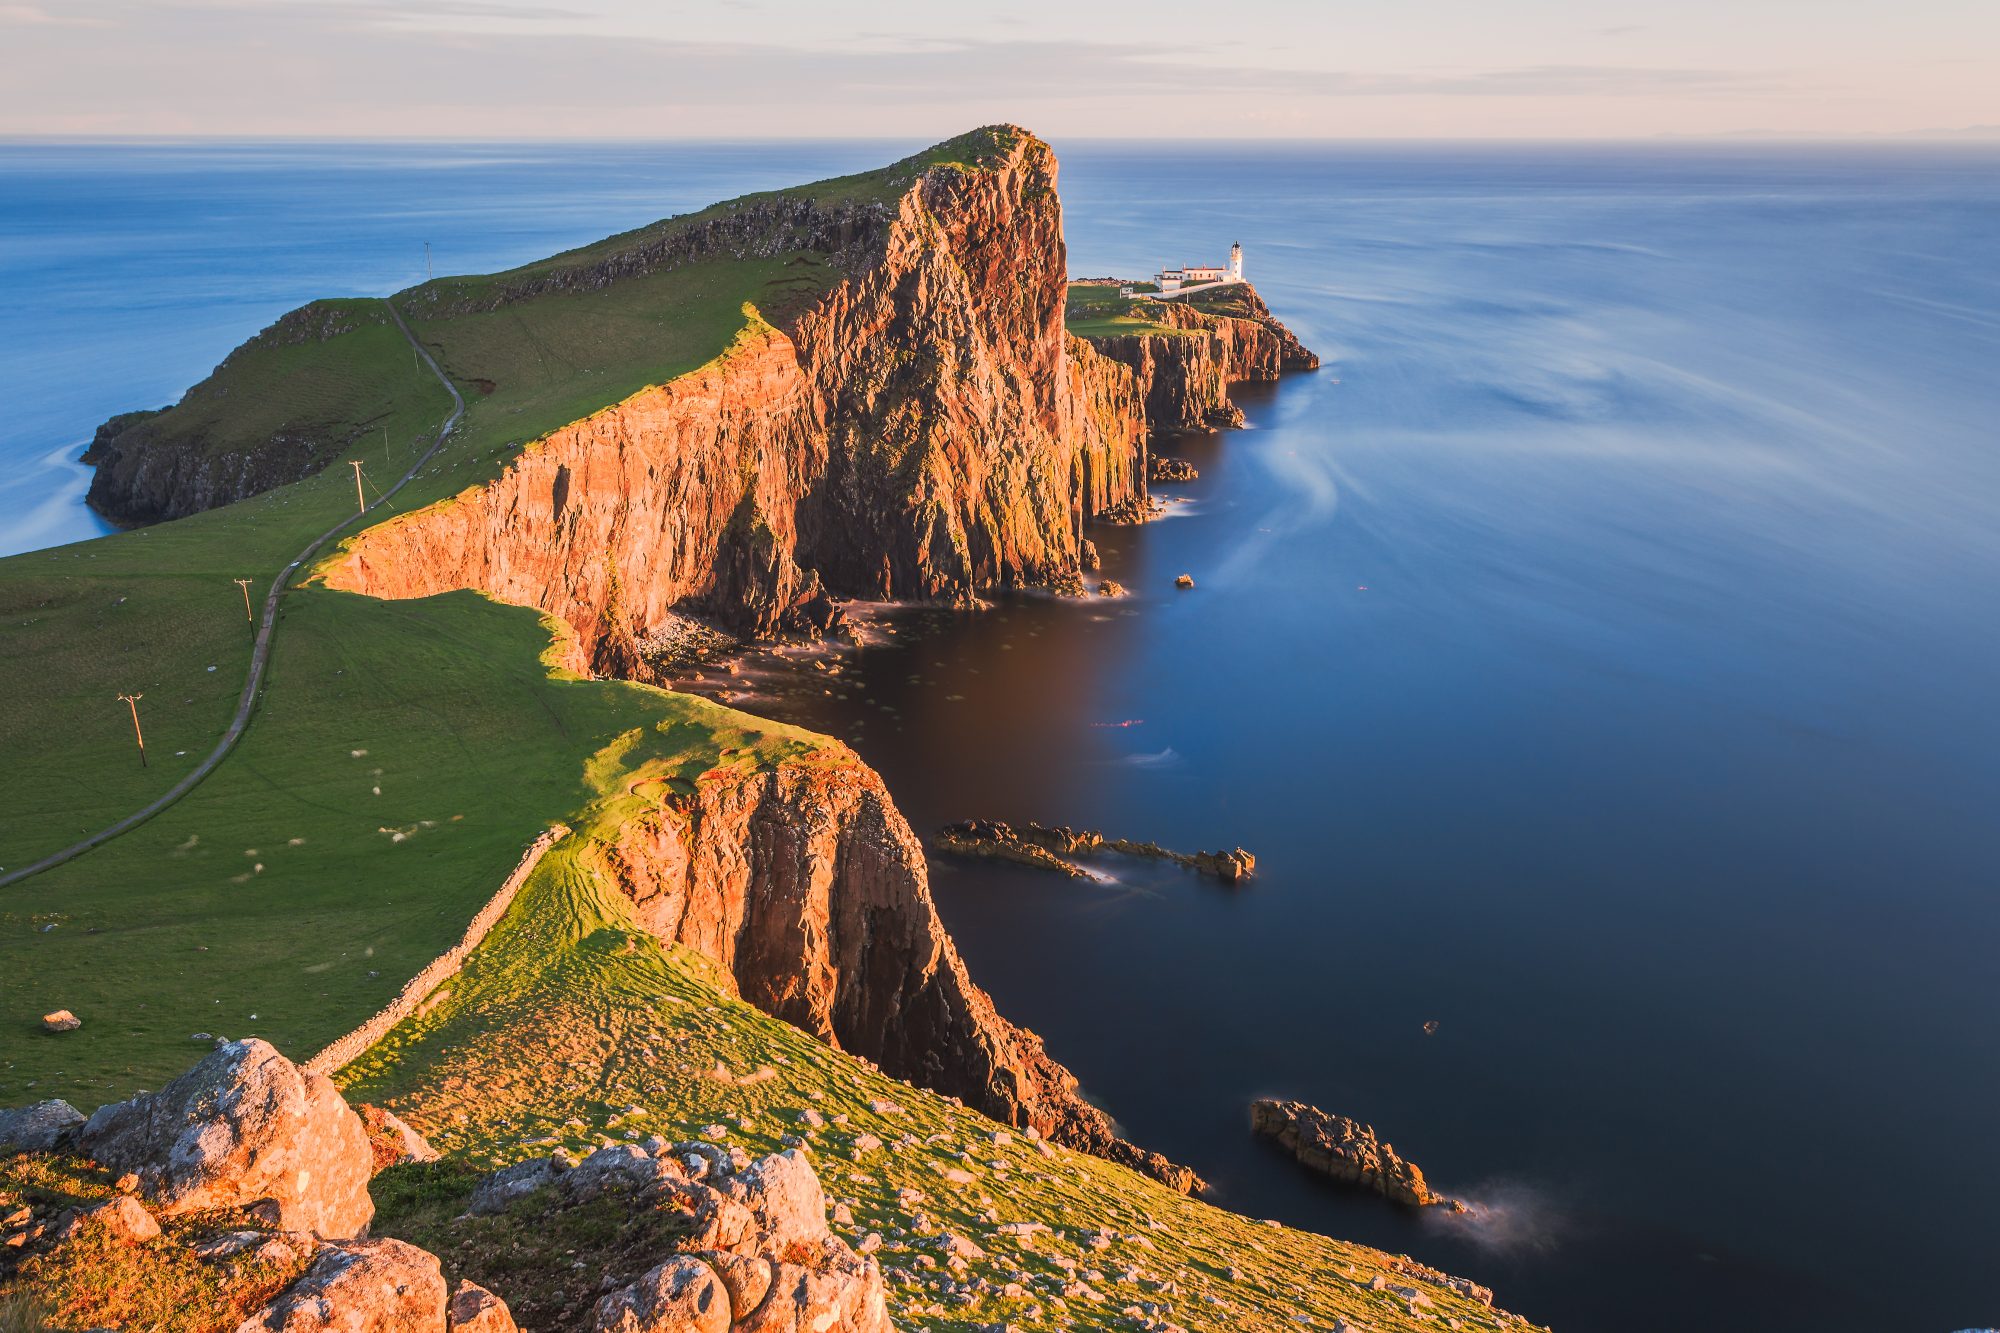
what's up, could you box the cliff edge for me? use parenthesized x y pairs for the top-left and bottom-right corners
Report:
(318, 127), (1147, 660)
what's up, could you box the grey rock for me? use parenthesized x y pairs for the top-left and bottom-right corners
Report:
(0, 1098), (85, 1152)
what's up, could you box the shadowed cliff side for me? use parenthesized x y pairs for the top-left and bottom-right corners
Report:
(598, 744), (1201, 1191)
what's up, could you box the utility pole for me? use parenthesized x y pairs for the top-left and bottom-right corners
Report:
(425, 241), (432, 281)
(118, 692), (147, 768)
(234, 578), (254, 623)
(350, 459), (367, 516)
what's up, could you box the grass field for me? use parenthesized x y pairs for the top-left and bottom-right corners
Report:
(1, 582), (822, 1109)
(1063, 282), (1193, 340)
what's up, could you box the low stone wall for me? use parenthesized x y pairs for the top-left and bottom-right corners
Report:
(304, 825), (568, 1077)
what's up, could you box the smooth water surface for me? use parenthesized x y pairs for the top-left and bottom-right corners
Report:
(5, 140), (1997, 1332)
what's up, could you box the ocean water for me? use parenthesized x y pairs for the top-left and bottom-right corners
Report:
(5, 140), (1999, 1332)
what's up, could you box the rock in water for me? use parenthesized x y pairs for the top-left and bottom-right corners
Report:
(1249, 1098), (1447, 1208)
(41, 1009), (81, 1033)
(78, 1037), (375, 1238)
(1175, 573), (1195, 589)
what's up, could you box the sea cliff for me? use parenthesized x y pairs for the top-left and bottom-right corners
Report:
(71, 126), (1313, 1198)
(316, 129), (1153, 658)
(1078, 286), (1320, 435)
(596, 744), (1199, 1191)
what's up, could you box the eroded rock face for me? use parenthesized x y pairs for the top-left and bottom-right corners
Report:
(1250, 1098), (1450, 1209)
(1084, 294), (1317, 436)
(83, 305), (392, 526)
(235, 1237), (450, 1333)
(77, 1038), (375, 1238)
(596, 748), (1201, 1194)
(322, 128), (1146, 653)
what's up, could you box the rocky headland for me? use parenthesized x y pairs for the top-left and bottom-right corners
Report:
(1078, 286), (1319, 437)
(593, 748), (1204, 1194)
(81, 303), (402, 526)
(58, 124), (1321, 1253)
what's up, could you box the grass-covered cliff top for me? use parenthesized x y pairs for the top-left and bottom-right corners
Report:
(1064, 280), (1198, 339)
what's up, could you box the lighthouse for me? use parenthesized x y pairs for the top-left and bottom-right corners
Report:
(1229, 242), (1243, 282)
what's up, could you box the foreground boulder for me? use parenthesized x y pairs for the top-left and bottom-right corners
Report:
(452, 1138), (891, 1333)
(77, 1038), (375, 1238)
(234, 1237), (449, 1332)
(1251, 1098), (1460, 1209)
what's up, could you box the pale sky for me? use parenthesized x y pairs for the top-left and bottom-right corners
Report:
(2, 0), (1996, 139)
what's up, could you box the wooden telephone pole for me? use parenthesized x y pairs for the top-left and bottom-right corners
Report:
(234, 578), (254, 622)
(117, 692), (147, 767)
(350, 459), (367, 516)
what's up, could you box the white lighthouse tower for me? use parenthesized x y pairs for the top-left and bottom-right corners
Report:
(1229, 242), (1243, 282)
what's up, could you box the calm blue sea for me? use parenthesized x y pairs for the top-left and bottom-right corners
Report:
(4, 140), (1998, 1333)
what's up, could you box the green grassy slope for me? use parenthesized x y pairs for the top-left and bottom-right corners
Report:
(0, 135), (947, 871)
(1, 583), (820, 1108)
(1064, 281), (1193, 339)
(341, 834), (1524, 1333)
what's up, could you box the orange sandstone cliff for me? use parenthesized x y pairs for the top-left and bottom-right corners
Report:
(297, 128), (1322, 1194)
(324, 128), (1149, 667)
(1083, 287), (1321, 434)
(598, 744), (1199, 1191)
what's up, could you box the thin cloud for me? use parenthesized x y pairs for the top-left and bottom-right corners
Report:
(0, 3), (110, 25)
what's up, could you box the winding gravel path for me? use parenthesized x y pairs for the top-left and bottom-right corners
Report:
(0, 299), (463, 890)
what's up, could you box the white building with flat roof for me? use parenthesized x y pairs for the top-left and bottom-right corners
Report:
(1157, 243), (1243, 292)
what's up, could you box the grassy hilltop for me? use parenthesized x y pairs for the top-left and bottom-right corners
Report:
(1, 131), (1531, 1333)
